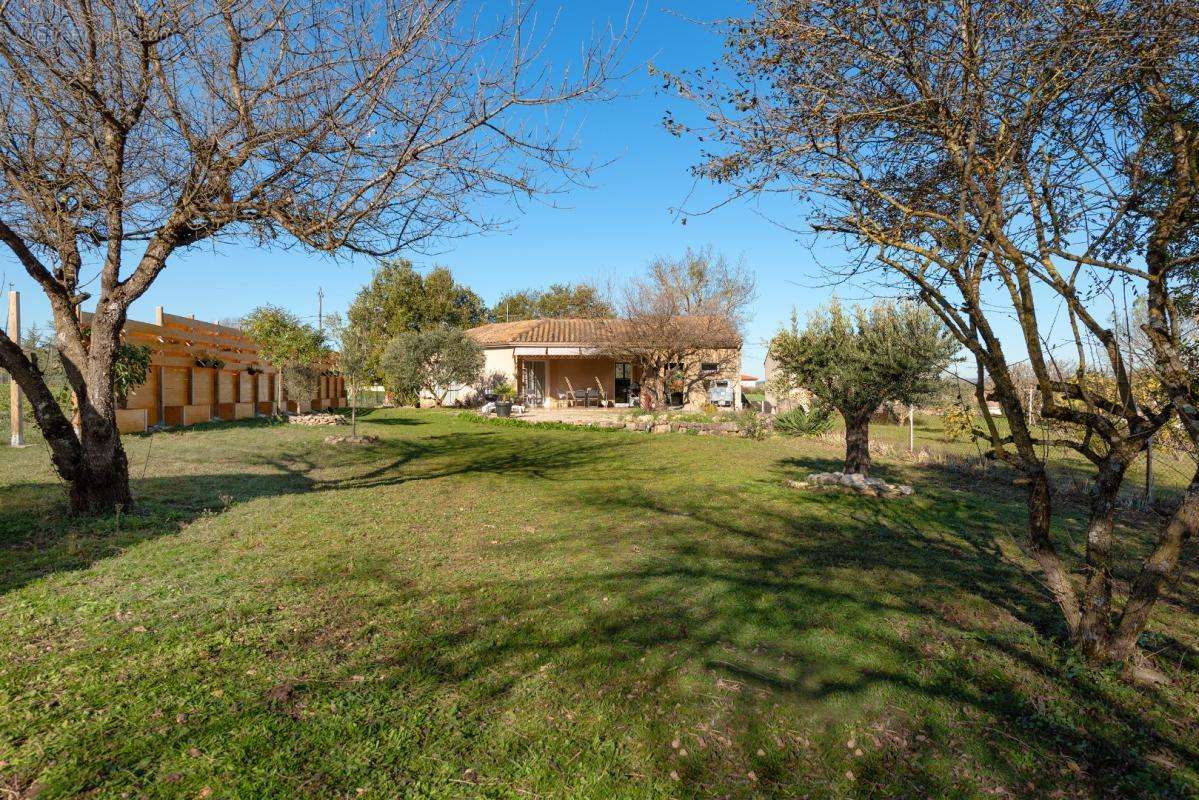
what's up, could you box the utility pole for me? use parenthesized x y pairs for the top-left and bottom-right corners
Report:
(317, 287), (325, 332)
(908, 404), (915, 452)
(8, 290), (24, 447)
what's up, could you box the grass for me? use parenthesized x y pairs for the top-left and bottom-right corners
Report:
(1, 408), (1197, 799)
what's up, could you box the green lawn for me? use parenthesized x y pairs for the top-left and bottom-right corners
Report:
(1, 409), (1196, 799)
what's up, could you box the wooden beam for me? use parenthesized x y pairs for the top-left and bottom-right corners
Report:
(155, 365), (165, 428)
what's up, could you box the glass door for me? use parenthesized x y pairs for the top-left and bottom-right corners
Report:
(522, 360), (546, 406)
(614, 362), (632, 403)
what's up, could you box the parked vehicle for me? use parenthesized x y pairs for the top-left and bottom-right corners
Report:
(707, 379), (735, 407)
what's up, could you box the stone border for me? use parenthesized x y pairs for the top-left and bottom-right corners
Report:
(786, 472), (914, 499)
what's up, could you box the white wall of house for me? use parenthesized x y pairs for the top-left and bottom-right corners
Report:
(483, 347), (517, 385)
(417, 346), (518, 408)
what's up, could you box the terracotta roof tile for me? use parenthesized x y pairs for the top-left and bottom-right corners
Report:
(466, 317), (740, 348)
(465, 319), (542, 345)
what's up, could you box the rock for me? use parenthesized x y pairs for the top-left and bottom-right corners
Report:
(791, 471), (913, 499)
(625, 422), (639, 431)
(288, 412), (348, 426)
(324, 434), (379, 445)
(651, 423), (671, 434)
(1126, 661), (1171, 687)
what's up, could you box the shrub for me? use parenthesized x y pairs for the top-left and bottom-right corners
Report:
(737, 409), (769, 440)
(114, 342), (152, 406)
(774, 404), (834, 437)
(942, 400), (974, 442)
(381, 328), (484, 406)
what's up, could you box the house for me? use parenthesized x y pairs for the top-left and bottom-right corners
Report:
(454, 317), (742, 409)
(761, 353), (813, 414)
(740, 374), (760, 390)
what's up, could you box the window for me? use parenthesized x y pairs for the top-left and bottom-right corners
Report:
(615, 362), (632, 380)
(700, 362), (719, 374)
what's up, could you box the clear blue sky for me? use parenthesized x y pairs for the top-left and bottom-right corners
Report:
(2, 1), (1034, 376)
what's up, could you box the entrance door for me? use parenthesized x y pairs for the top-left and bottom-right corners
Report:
(522, 360), (546, 406)
(614, 362), (632, 403)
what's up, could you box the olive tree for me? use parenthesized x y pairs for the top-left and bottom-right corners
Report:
(770, 300), (956, 476)
(380, 328), (483, 407)
(0, 0), (627, 513)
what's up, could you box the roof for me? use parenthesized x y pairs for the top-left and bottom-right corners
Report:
(740, 374), (759, 381)
(465, 319), (542, 345)
(467, 317), (740, 348)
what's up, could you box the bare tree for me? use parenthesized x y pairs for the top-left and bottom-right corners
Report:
(668, 0), (1198, 666)
(0, 0), (630, 513)
(602, 247), (752, 409)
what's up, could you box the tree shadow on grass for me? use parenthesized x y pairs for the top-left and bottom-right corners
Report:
(349, 413), (427, 425)
(336, 462), (1197, 797)
(0, 429), (638, 596)
(4, 427), (1196, 798)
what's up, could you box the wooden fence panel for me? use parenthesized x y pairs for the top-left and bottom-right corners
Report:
(78, 306), (299, 432)
(191, 368), (212, 406)
(217, 371), (235, 404)
(125, 368), (159, 427)
(161, 367), (188, 407)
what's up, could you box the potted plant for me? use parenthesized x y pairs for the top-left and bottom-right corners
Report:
(494, 381), (515, 417)
(194, 351), (226, 369)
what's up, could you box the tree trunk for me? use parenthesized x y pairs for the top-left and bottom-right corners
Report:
(1110, 468), (1199, 661)
(71, 419), (132, 514)
(1077, 457), (1129, 660)
(843, 410), (871, 476)
(1025, 467), (1084, 637)
(71, 338), (133, 513)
